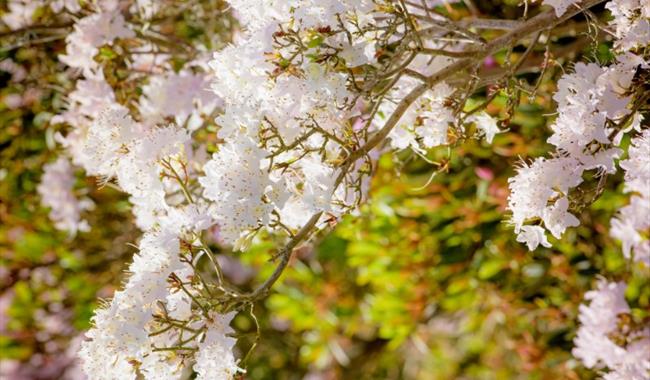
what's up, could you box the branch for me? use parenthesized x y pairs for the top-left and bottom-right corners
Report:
(418, 47), (480, 57)
(244, 211), (323, 301)
(343, 0), (606, 165)
(458, 18), (523, 30)
(466, 32), (596, 89)
(236, 0), (607, 305)
(0, 22), (73, 39)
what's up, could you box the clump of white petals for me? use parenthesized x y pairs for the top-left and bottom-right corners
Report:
(79, 229), (184, 380)
(38, 157), (94, 235)
(382, 79), (455, 152)
(508, 53), (648, 250)
(79, 210), (240, 380)
(200, 0), (385, 247)
(2, 0), (43, 30)
(199, 137), (285, 246)
(193, 312), (242, 380)
(80, 106), (191, 229)
(610, 128), (650, 265)
(515, 225), (552, 251)
(469, 112), (502, 144)
(606, 0), (650, 51)
(59, 9), (134, 73)
(573, 280), (650, 379)
(508, 156), (582, 248)
(138, 70), (220, 130)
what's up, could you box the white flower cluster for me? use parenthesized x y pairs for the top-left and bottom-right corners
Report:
(59, 6), (135, 74)
(610, 129), (650, 265)
(573, 280), (650, 379)
(508, 58), (638, 249)
(375, 49), (501, 151)
(34, 3), (244, 379)
(79, 213), (241, 380)
(508, 0), (650, 251)
(138, 70), (220, 130)
(200, 0), (383, 247)
(48, 3), (218, 231)
(193, 312), (241, 380)
(508, 51), (648, 250)
(607, 0), (650, 51)
(23, 0), (647, 377)
(73, 110), (241, 378)
(37, 157), (93, 236)
(382, 77), (456, 152)
(2, 1), (50, 30)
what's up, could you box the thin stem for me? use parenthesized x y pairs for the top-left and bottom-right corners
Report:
(152, 346), (197, 352)
(243, 211), (323, 301)
(418, 47), (480, 57)
(343, 0), (606, 166)
(0, 22), (73, 39)
(240, 304), (261, 367)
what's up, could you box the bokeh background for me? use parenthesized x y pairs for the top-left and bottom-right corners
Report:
(1, 1), (649, 379)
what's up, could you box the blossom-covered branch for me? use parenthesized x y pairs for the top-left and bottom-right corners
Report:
(4, 0), (647, 378)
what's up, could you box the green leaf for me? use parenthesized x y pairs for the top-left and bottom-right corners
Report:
(478, 259), (506, 280)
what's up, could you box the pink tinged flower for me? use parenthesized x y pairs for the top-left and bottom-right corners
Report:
(474, 167), (494, 181)
(482, 55), (497, 69)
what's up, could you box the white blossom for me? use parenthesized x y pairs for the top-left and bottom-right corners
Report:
(516, 225), (552, 251)
(59, 10), (134, 73)
(80, 105), (142, 179)
(193, 312), (242, 380)
(611, 129), (650, 265)
(38, 157), (94, 235)
(606, 0), (650, 50)
(508, 156), (583, 240)
(200, 137), (286, 247)
(2, 0), (43, 30)
(573, 280), (650, 379)
(383, 79), (455, 152)
(469, 112), (502, 144)
(138, 71), (220, 130)
(508, 52), (648, 249)
(542, 197), (580, 239)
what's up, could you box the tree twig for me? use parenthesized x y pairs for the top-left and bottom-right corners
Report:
(343, 0), (606, 166)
